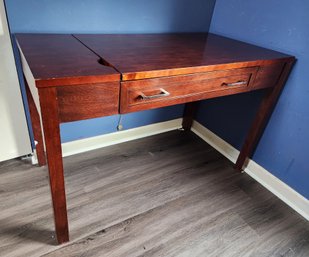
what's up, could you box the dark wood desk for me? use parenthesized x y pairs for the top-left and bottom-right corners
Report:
(16, 33), (295, 244)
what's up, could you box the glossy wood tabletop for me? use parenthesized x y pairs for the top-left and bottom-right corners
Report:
(16, 34), (120, 87)
(16, 33), (294, 84)
(75, 33), (293, 80)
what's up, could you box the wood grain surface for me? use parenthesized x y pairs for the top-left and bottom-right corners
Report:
(15, 34), (120, 87)
(120, 66), (258, 113)
(235, 60), (295, 171)
(75, 33), (294, 80)
(182, 101), (200, 131)
(57, 82), (120, 122)
(38, 87), (69, 243)
(0, 131), (308, 257)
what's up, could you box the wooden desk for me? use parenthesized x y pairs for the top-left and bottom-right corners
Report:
(16, 33), (295, 244)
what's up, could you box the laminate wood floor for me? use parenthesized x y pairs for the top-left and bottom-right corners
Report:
(0, 131), (308, 257)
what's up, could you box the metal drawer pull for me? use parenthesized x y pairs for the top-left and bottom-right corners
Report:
(140, 88), (170, 100)
(222, 80), (247, 87)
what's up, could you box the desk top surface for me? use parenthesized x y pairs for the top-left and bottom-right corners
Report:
(16, 34), (120, 86)
(16, 33), (294, 86)
(76, 33), (292, 80)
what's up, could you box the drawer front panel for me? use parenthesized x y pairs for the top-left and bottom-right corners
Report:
(57, 82), (119, 122)
(120, 67), (258, 113)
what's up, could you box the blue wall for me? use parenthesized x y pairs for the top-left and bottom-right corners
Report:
(196, 0), (309, 198)
(5, 0), (216, 142)
(7, 0), (307, 198)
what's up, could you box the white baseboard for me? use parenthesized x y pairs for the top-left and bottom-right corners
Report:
(191, 120), (309, 221)
(52, 117), (309, 221)
(61, 118), (182, 157)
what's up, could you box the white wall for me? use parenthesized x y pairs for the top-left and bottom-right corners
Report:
(0, 1), (31, 161)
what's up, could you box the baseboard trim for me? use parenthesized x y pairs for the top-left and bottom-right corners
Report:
(55, 118), (309, 220)
(191, 120), (309, 221)
(61, 118), (182, 157)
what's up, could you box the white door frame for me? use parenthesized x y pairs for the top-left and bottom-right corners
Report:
(0, 1), (32, 162)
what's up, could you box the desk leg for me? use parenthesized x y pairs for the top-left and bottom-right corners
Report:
(38, 87), (69, 244)
(235, 61), (295, 171)
(182, 102), (199, 131)
(24, 77), (46, 166)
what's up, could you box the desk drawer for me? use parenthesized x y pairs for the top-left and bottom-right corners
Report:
(120, 67), (258, 113)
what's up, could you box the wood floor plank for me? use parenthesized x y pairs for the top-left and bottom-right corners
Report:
(44, 184), (256, 257)
(0, 131), (308, 257)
